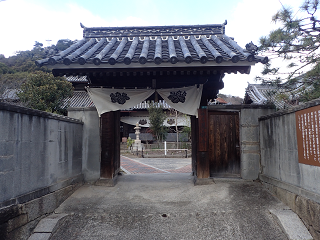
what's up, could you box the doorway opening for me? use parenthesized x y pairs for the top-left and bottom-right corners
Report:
(119, 98), (192, 175)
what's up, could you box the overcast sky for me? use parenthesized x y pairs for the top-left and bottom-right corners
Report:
(0, 0), (303, 97)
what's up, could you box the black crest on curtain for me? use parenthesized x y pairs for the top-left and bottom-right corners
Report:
(139, 119), (147, 125)
(110, 92), (130, 104)
(168, 90), (187, 103)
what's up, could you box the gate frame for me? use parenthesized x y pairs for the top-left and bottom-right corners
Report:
(194, 104), (275, 184)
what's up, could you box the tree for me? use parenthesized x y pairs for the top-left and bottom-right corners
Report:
(17, 71), (73, 115)
(0, 72), (28, 100)
(56, 39), (74, 51)
(258, 0), (320, 103)
(147, 102), (168, 142)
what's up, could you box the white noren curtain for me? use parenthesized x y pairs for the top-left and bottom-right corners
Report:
(87, 88), (154, 116)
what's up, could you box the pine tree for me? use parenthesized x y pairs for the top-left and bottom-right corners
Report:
(258, 0), (320, 103)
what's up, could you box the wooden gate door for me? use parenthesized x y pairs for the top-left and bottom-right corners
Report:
(100, 111), (120, 179)
(208, 111), (240, 177)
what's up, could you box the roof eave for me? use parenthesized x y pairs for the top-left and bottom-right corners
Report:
(48, 61), (255, 70)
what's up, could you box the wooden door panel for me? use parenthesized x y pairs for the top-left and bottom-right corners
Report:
(209, 112), (240, 177)
(100, 111), (120, 179)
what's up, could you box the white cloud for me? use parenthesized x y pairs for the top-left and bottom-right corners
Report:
(0, 0), (306, 98)
(0, 1), (148, 57)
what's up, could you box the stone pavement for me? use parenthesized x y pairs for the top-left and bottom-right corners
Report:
(49, 174), (291, 240)
(121, 156), (192, 174)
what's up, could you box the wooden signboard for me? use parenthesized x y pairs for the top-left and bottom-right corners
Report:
(296, 105), (320, 167)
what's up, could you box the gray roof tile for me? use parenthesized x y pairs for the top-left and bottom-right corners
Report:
(36, 23), (267, 67)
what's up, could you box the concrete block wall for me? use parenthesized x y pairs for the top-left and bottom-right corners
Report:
(0, 103), (84, 239)
(0, 103), (83, 204)
(68, 107), (101, 182)
(259, 100), (320, 239)
(259, 100), (320, 197)
(239, 107), (275, 180)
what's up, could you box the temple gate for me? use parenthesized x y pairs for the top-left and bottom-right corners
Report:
(36, 21), (268, 185)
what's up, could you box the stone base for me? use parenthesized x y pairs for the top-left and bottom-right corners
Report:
(95, 175), (119, 187)
(0, 178), (82, 240)
(132, 141), (143, 151)
(260, 174), (320, 240)
(193, 176), (215, 185)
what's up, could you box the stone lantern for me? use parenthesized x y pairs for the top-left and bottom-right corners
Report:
(133, 122), (143, 151)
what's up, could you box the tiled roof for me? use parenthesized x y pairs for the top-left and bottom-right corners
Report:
(36, 23), (268, 68)
(64, 91), (94, 108)
(1, 89), (19, 100)
(66, 75), (88, 82)
(65, 90), (171, 109)
(245, 83), (301, 109)
(216, 97), (228, 104)
(126, 100), (171, 110)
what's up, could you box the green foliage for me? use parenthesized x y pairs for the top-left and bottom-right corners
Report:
(17, 71), (73, 115)
(0, 43), (51, 73)
(258, 0), (320, 103)
(56, 39), (74, 51)
(126, 137), (134, 148)
(0, 39), (75, 74)
(0, 39), (78, 114)
(0, 72), (28, 98)
(0, 62), (14, 74)
(147, 103), (168, 142)
(182, 126), (191, 135)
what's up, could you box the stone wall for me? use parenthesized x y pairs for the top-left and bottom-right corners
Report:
(207, 105), (275, 180)
(239, 107), (275, 180)
(68, 107), (101, 182)
(259, 99), (320, 239)
(0, 103), (84, 240)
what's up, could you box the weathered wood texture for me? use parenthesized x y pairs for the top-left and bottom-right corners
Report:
(208, 111), (240, 177)
(198, 109), (208, 151)
(196, 109), (210, 178)
(100, 111), (120, 178)
(191, 116), (197, 175)
(295, 105), (320, 167)
(197, 152), (210, 178)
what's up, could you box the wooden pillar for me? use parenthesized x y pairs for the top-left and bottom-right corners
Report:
(99, 111), (120, 185)
(191, 116), (197, 175)
(197, 108), (210, 178)
(193, 81), (220, 184)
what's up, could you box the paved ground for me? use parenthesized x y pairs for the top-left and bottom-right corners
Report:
(51, 173), (288, 240)
(121, 156), (192, 174)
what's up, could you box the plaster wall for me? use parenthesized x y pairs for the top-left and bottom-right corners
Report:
(68, 107), (101, 182)
(0, 103), (83, 204)
(260, 101), (320, 198)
